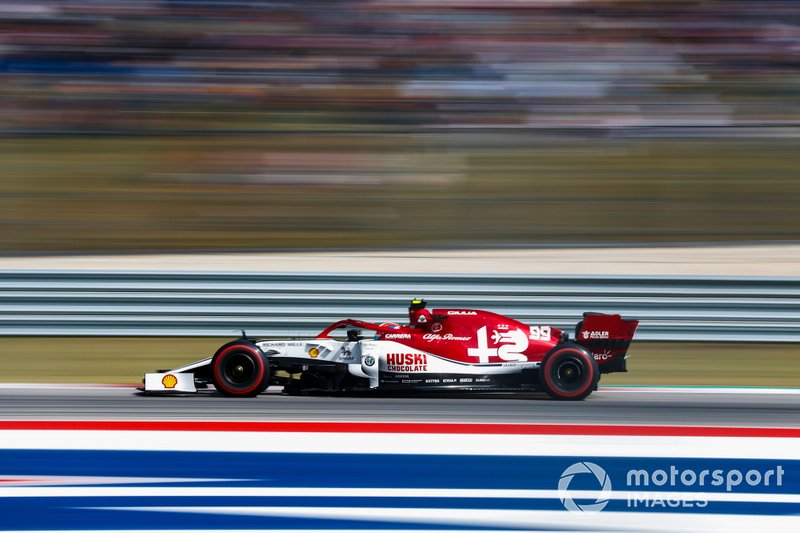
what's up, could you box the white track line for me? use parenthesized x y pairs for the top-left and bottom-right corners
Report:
(1, 383), (799, 395)
(1, 487), (798, 504)
(80, 507), (800, 533)
(1, 430), (799, 459)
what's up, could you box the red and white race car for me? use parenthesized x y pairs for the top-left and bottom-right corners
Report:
(143, 299), (638, 400)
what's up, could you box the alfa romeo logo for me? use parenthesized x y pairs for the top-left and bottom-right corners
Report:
(558, 461), (612, 513)
(364, 356), (375, 366)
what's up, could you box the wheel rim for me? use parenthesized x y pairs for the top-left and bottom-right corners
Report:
(550, 355), (587, 392)
(222, 352), (257, 387)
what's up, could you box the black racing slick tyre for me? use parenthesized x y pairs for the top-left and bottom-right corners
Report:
(539, 344), (598, 401)
(211, 342), (270, 397)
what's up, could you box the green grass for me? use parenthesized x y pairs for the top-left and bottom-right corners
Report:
(603, 342), (800, 387)
(2, 135), (799, 252)
(1, 337), (797, 387)
(0, 337), (228, 385)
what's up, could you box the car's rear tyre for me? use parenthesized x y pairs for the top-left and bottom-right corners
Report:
(540, 344), (598, 401)
(211, 342), (270, 397)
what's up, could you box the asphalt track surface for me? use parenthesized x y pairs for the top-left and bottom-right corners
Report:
(0, 385), (798, 427)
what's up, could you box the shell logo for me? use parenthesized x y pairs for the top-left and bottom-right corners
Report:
(161, 374), (178, 389)
(308, 348), (320, 358)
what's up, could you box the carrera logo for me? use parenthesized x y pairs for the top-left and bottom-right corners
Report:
(582, 331), (610, 340)
(422, 333), (472, 341)
(384, 333), (412, 340)
(386, 353), (427, 372)
(447, 310), (477, 316)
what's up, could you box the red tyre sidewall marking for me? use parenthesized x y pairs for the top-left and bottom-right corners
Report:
(543, 348), (595, 399)
(212, 345), (265, 395)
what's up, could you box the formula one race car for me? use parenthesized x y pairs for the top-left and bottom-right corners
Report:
(142, 299), (638, 400)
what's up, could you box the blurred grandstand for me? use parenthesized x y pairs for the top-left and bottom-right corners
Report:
(1, 1), (798, 252)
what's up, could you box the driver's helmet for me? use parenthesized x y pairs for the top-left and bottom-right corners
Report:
(408, 298), (432, 328)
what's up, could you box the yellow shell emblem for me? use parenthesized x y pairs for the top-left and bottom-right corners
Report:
(308, 348), (320, 358)
(161, 374), (178, 389)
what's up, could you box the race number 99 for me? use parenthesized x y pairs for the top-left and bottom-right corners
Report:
(529, 326), (551, 341)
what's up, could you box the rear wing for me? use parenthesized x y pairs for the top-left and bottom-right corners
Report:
(575, 313), (639, 373)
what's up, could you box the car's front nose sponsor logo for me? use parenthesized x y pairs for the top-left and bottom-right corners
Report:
(161, 374), (178, 389)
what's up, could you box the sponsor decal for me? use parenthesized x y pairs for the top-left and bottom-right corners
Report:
(363, 356), (375, 367)
(383, 333), (412, 340)
(582, 330), (610, 340)
(593, 351), (614, 361)
(337, 347), (355, 361)
(161, 374), (178, 389)
(447, 310), (477, 316)
(497, 324), (510, 331)
(308, 348), (320, 358)
(468, 326), (529, 363)
(529, 325), (551, 341)
(422, 333), (472, 341)
(386, 353), (427, 372)
(443, 378), (457, 383)
(430, 322), (443, 333)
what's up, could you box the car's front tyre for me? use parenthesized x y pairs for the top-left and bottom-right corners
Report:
(539, 344), (598, 401)
(211, 342), (270, 397)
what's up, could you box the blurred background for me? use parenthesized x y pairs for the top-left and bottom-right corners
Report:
(1, 1), (799, 386)
(1, 0), (798, 253)
(1, 11), (798, 533)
